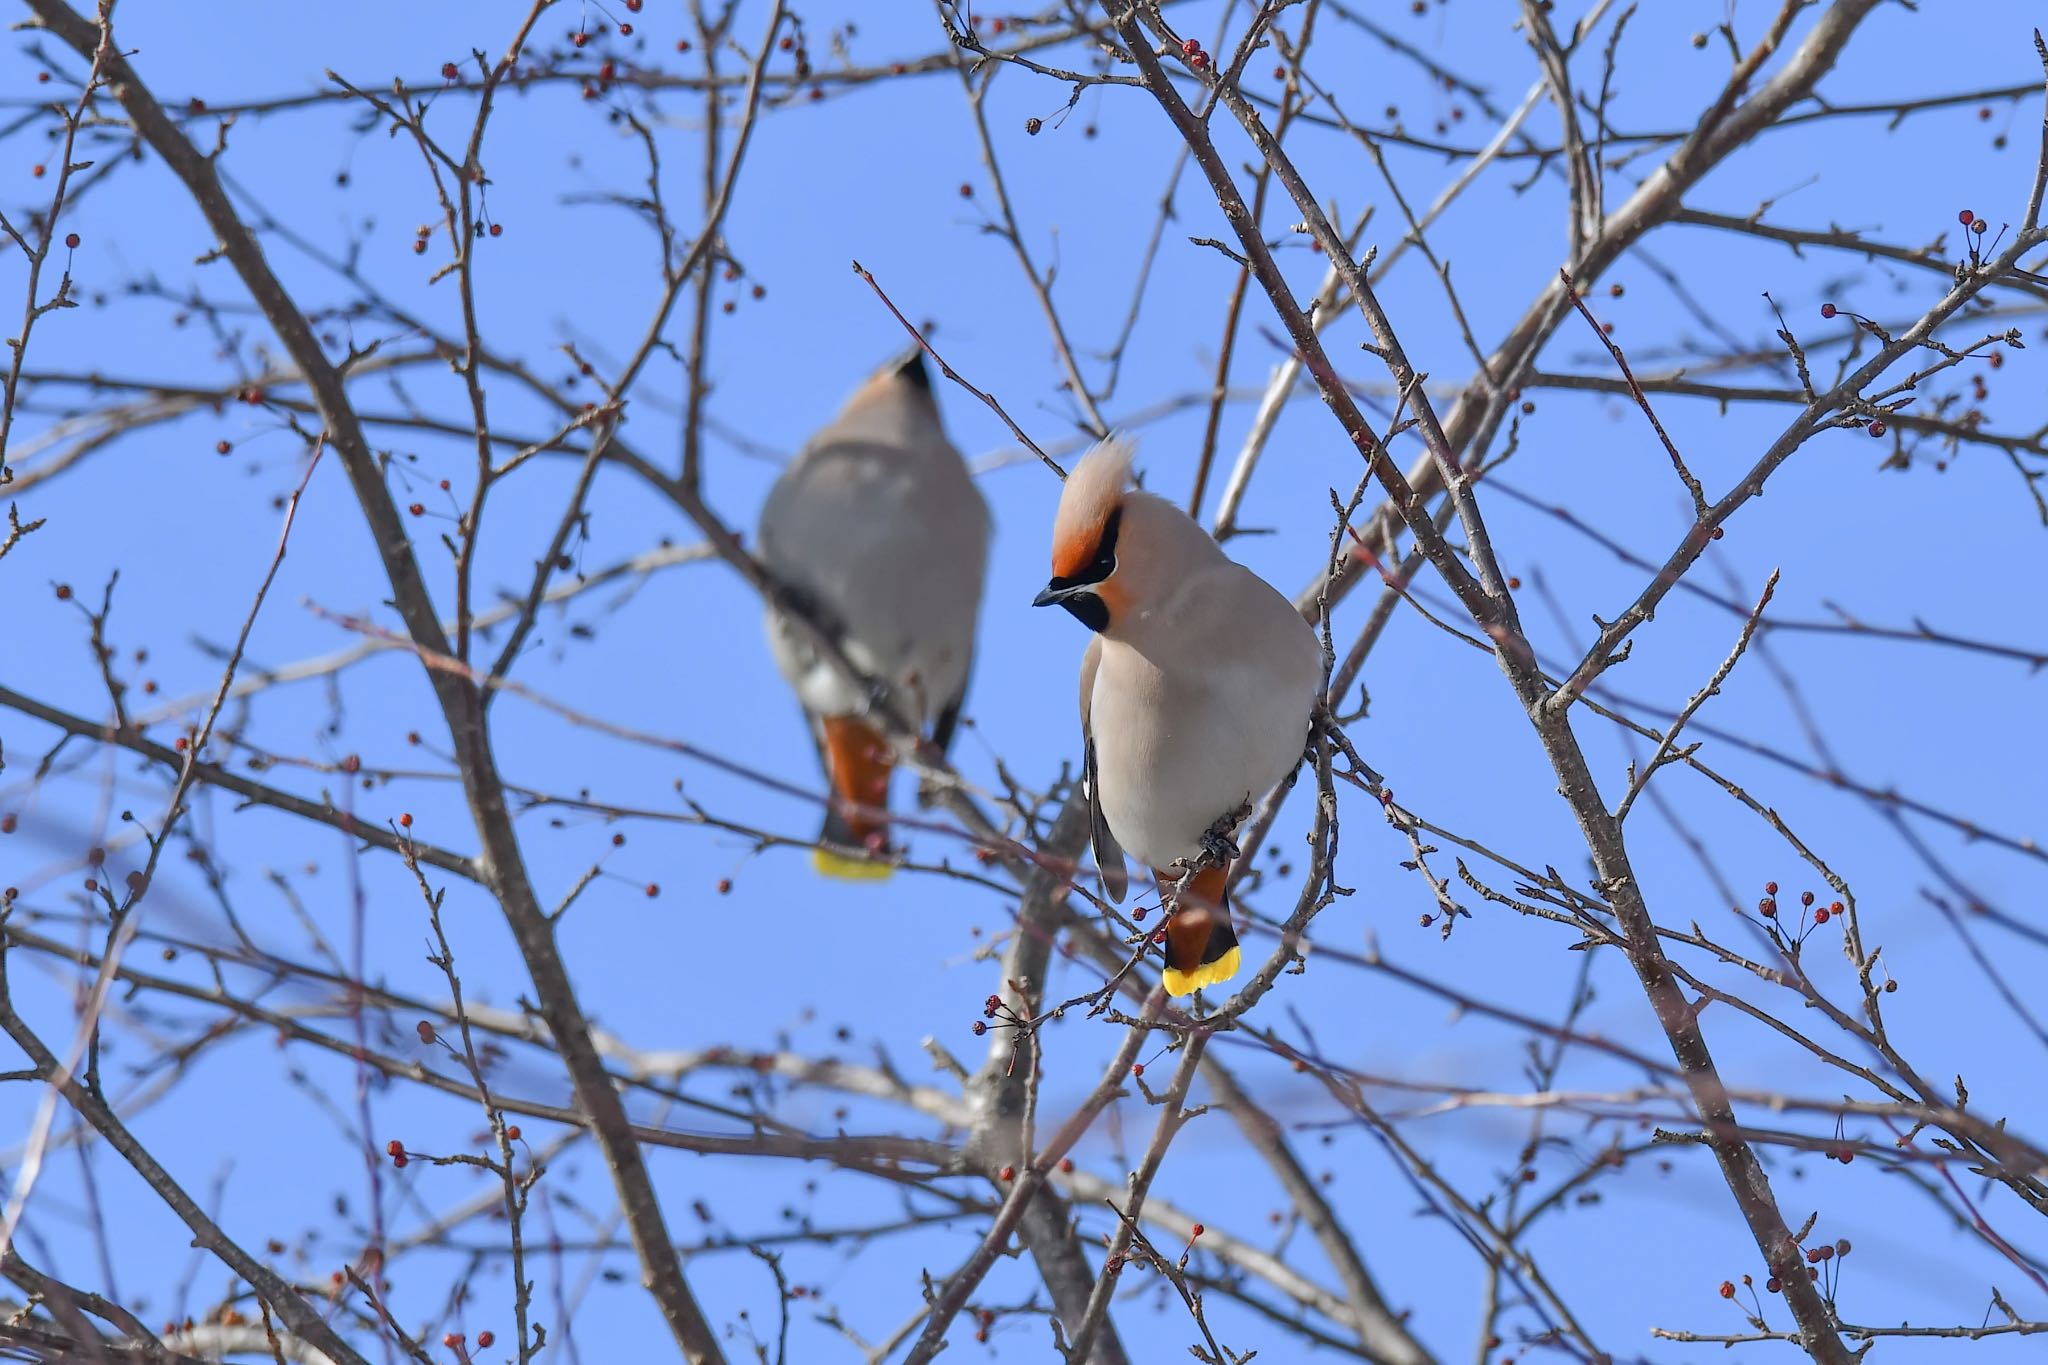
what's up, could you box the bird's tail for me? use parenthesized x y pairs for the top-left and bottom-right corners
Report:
(1158, 862), (1242, 997)
(813, 715), (895, 881)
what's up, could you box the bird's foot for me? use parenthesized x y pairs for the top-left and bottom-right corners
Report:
(1198, 803), (1250, 868)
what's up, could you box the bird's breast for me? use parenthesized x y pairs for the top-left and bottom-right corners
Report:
(1088, 639), (1316, 870)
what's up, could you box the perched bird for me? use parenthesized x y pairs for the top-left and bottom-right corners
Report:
(1033, 437), (1323, 995)
(758, 348), (990, 878)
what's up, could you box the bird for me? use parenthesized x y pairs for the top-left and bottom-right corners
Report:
(757, 347), (990, 878)
(1033, 436), (1323, 996)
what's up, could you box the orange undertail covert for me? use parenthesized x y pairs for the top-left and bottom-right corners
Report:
(1158, 862), (1242, 997)
(814, 715), (894, 880)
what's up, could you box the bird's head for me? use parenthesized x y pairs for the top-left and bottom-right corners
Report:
(1033, 436), (1136, 633)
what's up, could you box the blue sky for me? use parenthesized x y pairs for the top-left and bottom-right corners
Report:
(3, 2), (2046, 1360)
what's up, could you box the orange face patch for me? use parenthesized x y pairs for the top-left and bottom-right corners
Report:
(1050, 437), (1133, 577)
(1051, 517), (1108, 581)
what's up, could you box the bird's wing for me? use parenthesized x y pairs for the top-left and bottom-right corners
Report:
(1079, 634), (1127, 903)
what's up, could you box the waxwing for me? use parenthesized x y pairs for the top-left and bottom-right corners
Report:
(1033, 437), (1322, 994)
(758, 348), (990, 876)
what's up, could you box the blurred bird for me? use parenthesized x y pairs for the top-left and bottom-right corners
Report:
(1033, 437), (1323, 995)
(758, 348), (990, 878)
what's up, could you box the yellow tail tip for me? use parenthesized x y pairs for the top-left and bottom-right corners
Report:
(1163, 945), (1241, 998)
(812, 846), (895, 881)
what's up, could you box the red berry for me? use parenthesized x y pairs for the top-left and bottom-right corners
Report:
(619, 23), (632, 35)
(1813, 908), (1830, 924)
(715, 878), (732, 894)
(1868, 420), (1886, 438)
(1830, 901), (1844, 914)
(1131, 1063), (1144, 1077)
(488, 223), (503, 237)
(645, 882), (659, 897)
(1718, 1281), (1734, 1298)
(32, 164), (45, 178)
(1181, 38), (1201, 56)
(999, 1165), (1015, 1181)
(625, 0), (641, 9)
(1819, 303), (1837, 318)
(571, 31), (587, 47)
(444, 1335), (463, 1349)
(1759, 898), (1776, 917)
(972, 1020), (987, 1035)
(1191, 1223), (1205, 1238)
(416, 1020), (435, 1043)
(442, 62), (459, 80)
(392, 1153), (408, 1168)
(399, 812), (413, 828)
(1190, 51), (1209, 70)
(1766, 1277), (1781, 1293)
(409, 503), (425, 515)
(1959, 209), (1975, 225)
(64, 232), (79, 248)
(676, 38), (691, 52)
(477, 1331), (495, 1348)
(1058, 1157), (1074, 1173)
(216, 440), (232, 455)
(1971, 219), (1987, 235)
(1765, 881), (1778, 895)
(505, 1125), (521, 1141)
(387, 1139), (403, 1157)
(1801, 891), (1814, 906)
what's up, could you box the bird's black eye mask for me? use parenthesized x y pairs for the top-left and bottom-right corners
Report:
(1033, 507), (1121, 633)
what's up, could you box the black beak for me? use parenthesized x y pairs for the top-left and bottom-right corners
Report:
(1033, 580), (1109, 632)
(1032, 580), (1087, 608)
